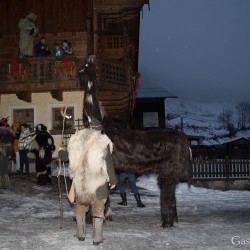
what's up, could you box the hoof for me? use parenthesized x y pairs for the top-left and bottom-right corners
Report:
(162, 222), (173, 228)
(105, 216), (113, 221)
(93, 241), (103, 246)
(74, 234), (85, 241)
(78, 237), (85, 241)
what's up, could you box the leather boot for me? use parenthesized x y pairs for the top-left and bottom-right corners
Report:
(93, 217), (103, 245)
(134, 194), (145, 208)
(118, 193), (127, 206)
(75, 215), (86, 241)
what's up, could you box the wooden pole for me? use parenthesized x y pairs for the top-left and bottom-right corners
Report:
(57, 106), (68, 229)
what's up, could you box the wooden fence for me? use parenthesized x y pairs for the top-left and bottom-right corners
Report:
(192, 159), (250, 180)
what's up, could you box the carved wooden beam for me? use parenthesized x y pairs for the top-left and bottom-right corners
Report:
(16, 92), (31, 103)
(50, 90), (63, 101)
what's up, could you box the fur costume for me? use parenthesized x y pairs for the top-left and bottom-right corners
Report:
(18, 12), (39, 57)
(28, 124), (55, 185)
(103, 117), (192, 227)
(68, 129), (113, 204)
(0, 126), (15, 188)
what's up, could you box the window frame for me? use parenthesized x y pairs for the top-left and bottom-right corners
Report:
(51, 106), (75, 130)
(12, 108), (34, 129)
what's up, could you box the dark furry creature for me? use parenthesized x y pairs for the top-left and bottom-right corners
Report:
(0, 125), (15, 188)
(104, 118), (192, 227)
(28, 124), (55, 185)
(78, 57), (103, 128)
(78, 58), (192, 228)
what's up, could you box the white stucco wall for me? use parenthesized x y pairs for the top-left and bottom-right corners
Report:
(0, 91), (84, 157)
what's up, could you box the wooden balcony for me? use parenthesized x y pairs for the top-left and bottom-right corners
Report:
(0, 56), (84, 102)
(0, 55), (135, 119)
(96, 57), (135, 120)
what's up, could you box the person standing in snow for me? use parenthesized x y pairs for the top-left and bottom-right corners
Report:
(58, 120), (117, 246)
(18, 123), (33, 174)
(117, 172), (145, 208)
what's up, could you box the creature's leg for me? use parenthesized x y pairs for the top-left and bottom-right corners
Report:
(46, 164), (52, 183)
(91, 198), (107, 245)
(85, 208), (93, 224)
(1, 174), (10, 189)
(74, 199), (88, 241)
(75, 214), (86, 241)
(35, 155), (52, 185)
(158, 176), (176, 228)
(0, 157), (10, 188)
(19, 150), (24, 173)
(15, 152), (20, 172)
(104, 197), (113, 221)
(86, 197), (113, 224)
(24, 149), (29, 174)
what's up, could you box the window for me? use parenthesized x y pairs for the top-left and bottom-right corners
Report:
(13, 109), (34, 129)
(52, 107), (74, 130)
(143, 112), (159, 128)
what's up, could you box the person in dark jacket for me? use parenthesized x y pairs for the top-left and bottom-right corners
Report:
(35, 37), (51, 56)
(62, 39), (74, 55)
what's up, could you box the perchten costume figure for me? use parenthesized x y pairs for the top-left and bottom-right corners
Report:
(18, 12), (39, 57)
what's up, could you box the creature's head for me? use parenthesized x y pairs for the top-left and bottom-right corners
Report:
(27, 12), (37, 21)
(78, 55), (96, 89)
(36, 124), (47, 133)
(0, 118), (10, 127)
(0, 126), (15, 146)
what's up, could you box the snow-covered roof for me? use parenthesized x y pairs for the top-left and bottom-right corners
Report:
(136, 87), (177, 98)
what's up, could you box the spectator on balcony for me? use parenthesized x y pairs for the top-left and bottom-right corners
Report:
(52, 44), (65, 57)
(35, 37), (51, 56)
(62, 40), (74, 55)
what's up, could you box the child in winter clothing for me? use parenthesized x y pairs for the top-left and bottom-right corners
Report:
(52, 44), (65, 57)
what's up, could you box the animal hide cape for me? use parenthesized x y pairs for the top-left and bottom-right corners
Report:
(68, 129), (113, 204)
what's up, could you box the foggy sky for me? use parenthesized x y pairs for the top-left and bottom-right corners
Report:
(138, 0), (250, 104)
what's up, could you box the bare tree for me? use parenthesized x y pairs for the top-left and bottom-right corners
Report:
(218, 109), (236, 136)
(236, 101), (250, 130)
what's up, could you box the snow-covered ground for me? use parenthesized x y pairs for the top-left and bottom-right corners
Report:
(1, 173), (249, 250)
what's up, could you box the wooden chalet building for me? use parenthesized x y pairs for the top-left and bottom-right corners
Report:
(0, 0), (149, 149)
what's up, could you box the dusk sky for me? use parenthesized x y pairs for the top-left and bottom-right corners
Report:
(138, 0), (250, 104)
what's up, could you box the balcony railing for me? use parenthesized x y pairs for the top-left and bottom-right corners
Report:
(95, 56), (132, 90)
(0, 56), (82, 84)
(0, 55), (134, 105)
